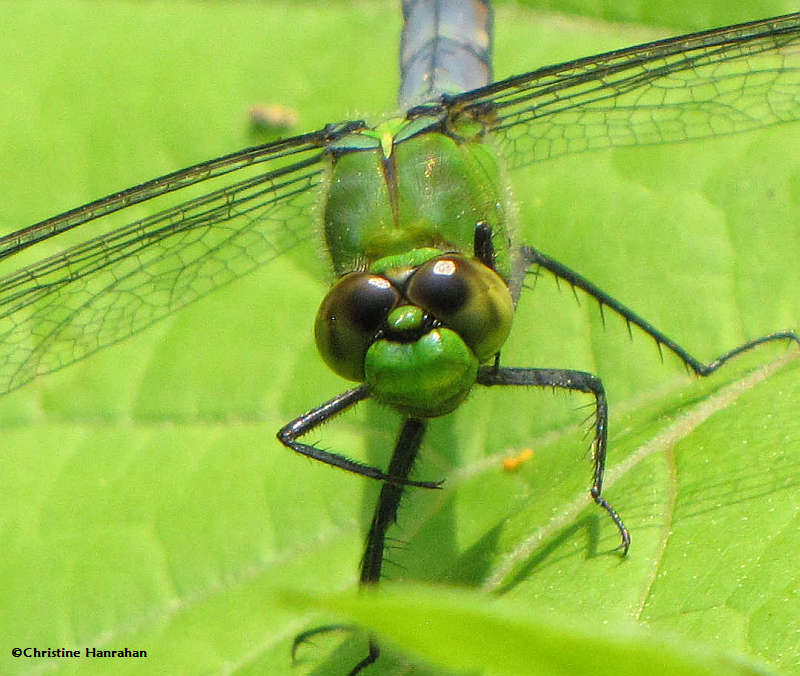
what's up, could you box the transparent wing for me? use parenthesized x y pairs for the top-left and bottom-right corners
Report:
(0, 121), (364, 395)
(3, 13), (799, 397)
(445, 13), (800, 167)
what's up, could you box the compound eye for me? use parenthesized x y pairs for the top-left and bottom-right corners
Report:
(406, 254), (514, 362)
(315, 272), (401, 381)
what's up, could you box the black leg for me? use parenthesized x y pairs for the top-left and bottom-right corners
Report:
(291, 625), (378, 676)
(361, 418), (427, 585)
(277, 386), (442, 489)
(348, 639), (380, 676)
(523, 246), (800, 373)
(291, 625), (355, 661)
(478, 365), (630, 553)
(290, 419), (428, 674)
(347, 418), (427, 674)
(473, 220), (496, 270)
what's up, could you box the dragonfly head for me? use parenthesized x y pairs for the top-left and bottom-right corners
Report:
(315, 251), (513, 417)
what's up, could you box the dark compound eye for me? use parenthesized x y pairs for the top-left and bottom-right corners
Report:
(315, 272), (401, 381)
(404, 256), (469, 315)
(406, 254), (513, 362)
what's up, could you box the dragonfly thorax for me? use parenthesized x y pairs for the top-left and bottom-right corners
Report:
(323, 113), (514, 282)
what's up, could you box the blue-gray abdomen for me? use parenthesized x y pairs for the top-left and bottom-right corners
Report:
(399, 0), (492, 106)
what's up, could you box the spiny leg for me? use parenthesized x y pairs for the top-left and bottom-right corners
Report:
(353, 418), (427, 674)
(477, 365), (630, 553)
(480, 224), (628, 549)
(361, 418), (427, 585)
(277, 385), (441, 489)
(291, 419), (428, 675)
(523, 246), (800, 373)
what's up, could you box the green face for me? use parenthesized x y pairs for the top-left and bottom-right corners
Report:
(314, 249), (514, 417)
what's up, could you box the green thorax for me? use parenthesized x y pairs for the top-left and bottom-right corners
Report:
(323, 114), (513, 281)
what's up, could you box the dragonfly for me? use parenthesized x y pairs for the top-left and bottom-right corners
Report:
(5, 1), (799, 673)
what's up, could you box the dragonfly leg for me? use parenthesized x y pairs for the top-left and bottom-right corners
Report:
(291, 624), (355, 661)
(291, 625), (378, 676)
(473, 220), (497, 269)
(361, 418), (427, 584)
(290, 419), (427, 674)
(477, 365), (630, 553)
(277, 386), (442, 489)
(350, 418), (428, 674)
(523, 246), (800, 373)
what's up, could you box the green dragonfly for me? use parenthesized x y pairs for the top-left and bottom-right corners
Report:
(5, 2), (800, 674)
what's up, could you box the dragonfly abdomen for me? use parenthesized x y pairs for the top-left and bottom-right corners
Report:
(399, 0), (492, 105)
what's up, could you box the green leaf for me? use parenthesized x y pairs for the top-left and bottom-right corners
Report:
(1, 2), (797, 676)
(282, 582), (782, 676)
